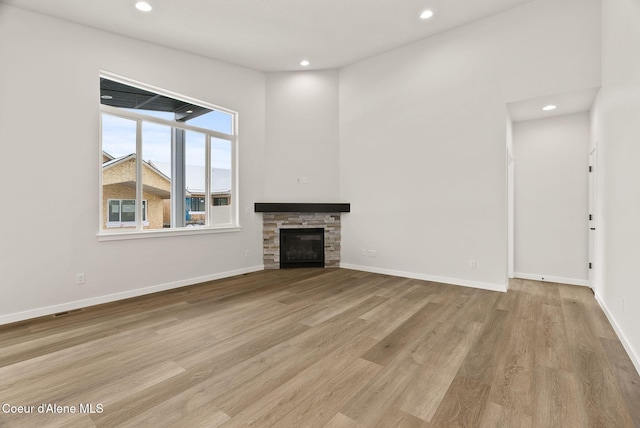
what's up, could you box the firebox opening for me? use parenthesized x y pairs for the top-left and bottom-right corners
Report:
(279, 228), (325, 268)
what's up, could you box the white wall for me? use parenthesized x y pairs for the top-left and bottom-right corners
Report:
(264, 71), (340, 202)
(339, 0), (600, 291)
(513, 113), (590, 286)
(594, 0), (640, 371)
(0, 5), (266, 323)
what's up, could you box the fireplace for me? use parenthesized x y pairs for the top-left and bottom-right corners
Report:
(255, 203), (350, 269)
(280, 228), (325, 268)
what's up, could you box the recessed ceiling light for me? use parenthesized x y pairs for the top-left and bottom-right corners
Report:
(300, 60), (310, 67)
(420, 10), (434, 20)
(135, 1), (152, 12)
(542, 105), (557, 111)
(186, 110), (193, 114)
(100, 95), (113, 100)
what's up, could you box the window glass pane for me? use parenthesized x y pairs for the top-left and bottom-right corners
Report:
(185, 131), (206, 226)
(102, 114), (137, 229)
(108, 200), (120, 222)
(142, 121), (172, 229)
(121, 200), (136, 222)
(187, 110), (233, 135)
(210, 138), (232, 225)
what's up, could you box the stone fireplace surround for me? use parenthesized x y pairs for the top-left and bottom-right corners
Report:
(255, 203), (350, 270)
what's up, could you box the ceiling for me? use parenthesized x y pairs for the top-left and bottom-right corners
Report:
(100, 78), (211, 121)
(1, 0), (536, 72)
(508, 88), (600, 122)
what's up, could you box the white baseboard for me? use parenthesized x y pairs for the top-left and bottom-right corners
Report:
(514, 272), (590, 287)
(594, 293), (640, 375)
(340, 263), (507, 293)
(0, 265), (265, 326)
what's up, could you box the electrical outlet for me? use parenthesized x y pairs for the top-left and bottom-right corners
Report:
(245, 250), (250, 258)
(76, 273), (85, 285)
(623, 298), (625, 312)
(368, 250), (377, 258)
(361, 249), (367, 256)
(469, 259), (476, 269)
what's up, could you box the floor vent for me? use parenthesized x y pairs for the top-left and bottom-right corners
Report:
(52, 309), (83, 318)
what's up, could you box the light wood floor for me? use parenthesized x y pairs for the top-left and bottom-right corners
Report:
(1, 269), (639, 427)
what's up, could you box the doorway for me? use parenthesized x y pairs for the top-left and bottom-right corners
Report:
(510, 113), (591, 287)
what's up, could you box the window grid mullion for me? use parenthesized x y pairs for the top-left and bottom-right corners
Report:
(136, 119), (143, 230)
(205, 134), (211, 227)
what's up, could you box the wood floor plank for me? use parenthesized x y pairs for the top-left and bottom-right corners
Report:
(402, 288), (474, 365)
(534, 304), (572, 371)
(0, 325), (161, 395)
(275, 358), (381, 428)
(374, 407), (429, 428)
(340, 357), (422, 427)
(171, 305), (314, 370)
(90, 342), (313, 427)
(454, 288), (500, 331)
(478, 402), (531, 428)
(289, 296), (386, 350)
(487, 292), (538, 416)
(170, 407), (230, 428)
(561, 296), (635, 427)
(222, 355), (379, 428)
(396, 322), (483, 422)
(457, 308), (510, 384)
(323, 412), (361, 428)
(0, 270), (637, 428)
(60, 416), (99, 428)
(571, 286), (619, 341)
(532, 365), (587, 428)
(361, 302), (438, 366)
(509, 279), (561, 307)
(369, 277), (416, 298)
(358, 289), (433, 341)
(599, 337), (640, 427)
(213, 326), (377, 418)
(428, 375), (491, 428)
(299, 282), (384, 327)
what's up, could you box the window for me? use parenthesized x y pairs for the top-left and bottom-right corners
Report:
(188, 197), (206, 212)
(100, 74), (237, 235)
(213, 196), (230, 206)
(107, 199), (148, 228)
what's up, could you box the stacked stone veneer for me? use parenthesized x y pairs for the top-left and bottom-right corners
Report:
(262, 212), (341, 269)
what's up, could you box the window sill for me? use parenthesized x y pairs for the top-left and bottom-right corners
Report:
(106, 221), (149, 228)
(97, 225), (241, 241)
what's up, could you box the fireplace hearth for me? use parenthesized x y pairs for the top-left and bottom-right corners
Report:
(280, 228), (324, 268)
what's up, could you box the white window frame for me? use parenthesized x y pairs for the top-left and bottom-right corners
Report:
(98, 72), (239, 241)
